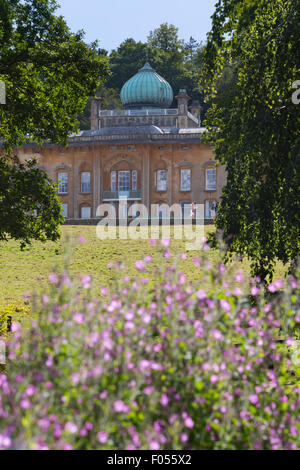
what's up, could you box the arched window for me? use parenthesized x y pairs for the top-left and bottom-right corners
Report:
(110, 170), (138, 191)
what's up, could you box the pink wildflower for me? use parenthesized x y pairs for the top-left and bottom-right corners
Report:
(251, 287), (260, 296)
(65, 422), (78, 434)
(20, 399), (31, 409)
(48, 273), (58, 284)
(286, 338), (294, 346)
(249, 394), (259, 405)
(180, 433), (189, 443)
(196, 290), (206, 300)
(135, 260), (145, 271)
(149, 440), (160, 450)
(25, 385), (35, 397)
(212, 329), (223, 340)
(184, 416), (194, 429)
(97, 431), (108, 444)
(74, 313), (85, 324)
(80, 275), (91, 289)
(113, 400), (129, 413)
(219, 299), (231, 312)
(160, 394), (169, 407)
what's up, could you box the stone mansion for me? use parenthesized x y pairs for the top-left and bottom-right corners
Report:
(17, 61), (226, 220)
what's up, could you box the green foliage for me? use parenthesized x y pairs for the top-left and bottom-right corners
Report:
(106, 39), (150, 95)
(0, 0), (109, 151)
(202, 0), (300, 282)
(0, 0), (109, 245)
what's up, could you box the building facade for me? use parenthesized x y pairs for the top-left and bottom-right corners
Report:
(17, 62), (226, 220)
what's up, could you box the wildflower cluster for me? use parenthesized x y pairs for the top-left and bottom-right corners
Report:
(0, 240), (299, 449)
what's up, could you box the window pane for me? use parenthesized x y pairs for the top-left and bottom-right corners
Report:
(81, 172), (91, 193)
(132, 170), (137, 190)
(206, 169), (216, 190)
(58, 173), (68, 194)
(81, 206), (91, 219)
(61, 203), (68, 218)
(157, 170), (167, 191)
(111, 171), (116, 191)
(181, 169), (191, 191)
(118, 171), (130, 191)
(181, 201), (192, 218)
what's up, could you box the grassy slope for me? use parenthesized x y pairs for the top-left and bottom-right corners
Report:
(0, 225), (286, 304)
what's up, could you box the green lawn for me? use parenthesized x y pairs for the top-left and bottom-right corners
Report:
(0, 225), (286, 304)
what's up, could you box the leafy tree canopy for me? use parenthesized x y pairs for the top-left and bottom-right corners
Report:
(0, 0), (109, 244)
(0, 0), (109, 151)
(202, 0), (300, 282)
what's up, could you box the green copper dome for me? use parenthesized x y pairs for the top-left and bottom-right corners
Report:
(120, 62), (173, 109)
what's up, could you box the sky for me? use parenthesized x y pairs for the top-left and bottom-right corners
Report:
(56, 0), (217, 53)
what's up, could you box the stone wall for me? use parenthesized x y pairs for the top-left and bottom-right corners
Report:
(17, 138), (225, 220)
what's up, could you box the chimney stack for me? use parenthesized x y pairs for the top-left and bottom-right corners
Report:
(189, 100), (202, 127)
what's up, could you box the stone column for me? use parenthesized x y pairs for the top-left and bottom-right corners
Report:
(189, 100), (202, 127)
(175, 89), (190, 129)
(73, 153), (80, 218)
(93, 148), (101, 217)
(168, 146), (173, 205)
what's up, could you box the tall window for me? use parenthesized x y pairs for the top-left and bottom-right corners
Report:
(206, 168), (216, 190)
(61, 203), (68, 218)
(118, 171), (130, 191)
(111, 171), (116, 191)
(132, 170), (137, 191)
(81, 206), (91, 219)
(180, 169), (191, 191)
(205, 200), (217, 218)
(156, 170), (167, 191)
(81, 172), (91, 193)
(58, 173), (68, 194)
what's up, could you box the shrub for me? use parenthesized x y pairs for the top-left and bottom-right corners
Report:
(0, 240), (299, 450)
(0, 303), (30, 338)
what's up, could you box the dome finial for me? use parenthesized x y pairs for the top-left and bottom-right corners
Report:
(146, 48), (149, 63)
